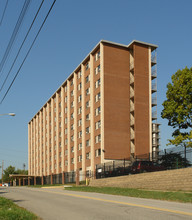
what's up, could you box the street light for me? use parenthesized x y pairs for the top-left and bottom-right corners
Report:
(0, 113), (15, 185)
(0, 113), (15, 116)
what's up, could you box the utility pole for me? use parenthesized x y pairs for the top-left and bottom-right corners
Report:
(1, 161), (4, 184)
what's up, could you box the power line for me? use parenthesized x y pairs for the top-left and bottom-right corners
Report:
(0, 0), (45, 92)
(0, 0), (9, 26)
(0, 0), (56, 105)
(0, 0), (31, 74)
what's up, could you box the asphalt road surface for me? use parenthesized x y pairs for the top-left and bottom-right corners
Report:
(0, 186), (192, 220)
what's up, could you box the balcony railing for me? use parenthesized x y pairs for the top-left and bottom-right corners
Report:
(130, 118), (134, 126)
(130, 74), (134, 84)
(130, 103), (134, 112)
(130, 61), (134, 70)
(151, 54), (157, 65)
(151, 69), (157, 79)
(152, 111), (157, 120)
(151, 83), (157, 92)
(130, 131), (135, 140)
(152, 97), (157, 106)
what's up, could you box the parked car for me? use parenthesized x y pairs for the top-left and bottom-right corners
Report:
(131, 161), (166, 174)
(2, 183), (9, 187)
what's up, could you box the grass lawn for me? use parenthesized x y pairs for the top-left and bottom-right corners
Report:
(0, 196), (40, 220)
(65, 186), (192, 203)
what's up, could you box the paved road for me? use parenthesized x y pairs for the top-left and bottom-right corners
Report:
(0, 186), (192, 220)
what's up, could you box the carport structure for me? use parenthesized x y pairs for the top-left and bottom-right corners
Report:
(9, 174), (35, 186)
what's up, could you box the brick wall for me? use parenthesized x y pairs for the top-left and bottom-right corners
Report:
(90, 167), (192, 191)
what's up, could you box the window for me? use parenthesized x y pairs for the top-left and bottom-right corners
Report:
(86, 152), (90, 160)
(95, 92), (100, 102)
(59, 152), (61, 158)
(65, 160), (68, 166)
(78, 71), (82, 79)
(71, 158), (74, 164)
(86, 62), (89, 70)
(59, 142), (61, 148)
(71, 124), (74, 130)
(71, 135), (74, 142)
(65, 139), (68, 145)
(86, 88), (90, 96)
(71, 79), (74, 86)
(78, 82), (82, 90)
(65, 118), (67, 124)
(59, 102), (61, 108)
(65, 149), (68, 155)
(95, 149), (101, 157)
(78, 95), (82, 103)
(78, 106), (82, 115)
(78, 143), (82, 150)
(86, 127), (90, 134)
(65, 107), (67, 113)
(95, 134), (101, 143)
(78, 119), (82, 126)
(95, 106), (101, 116)
(95, 78), (100, 88)
(71, 147), (74, 152)
(64, 86), (67, 92)
(59, 112), (61, 118)
(86, 114), (90, 121)
(71, 101), (74, 108)
(78, 131), (82, 138)
(85, 75), (89, 83)
(95, 51), (100, 61)
(71, 113), (74, 119)
(71, 90), (74, 97)
(86, 139), (90, 147)
(95, 65), (100, 75)
(95, 120), (101, 130)
(65, 128), (67, 134)
(78, 155), (82, 162)
(86, 101), (90, 108)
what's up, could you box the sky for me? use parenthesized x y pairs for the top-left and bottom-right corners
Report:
(0, 0), (192, 173)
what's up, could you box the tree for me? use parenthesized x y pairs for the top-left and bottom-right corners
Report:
(3, 166), (16, 182)
(159, 151), (191, 169)
(3, 166), (28, 182)
(161, 67), (192, 148)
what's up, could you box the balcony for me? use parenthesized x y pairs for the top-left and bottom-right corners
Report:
(151, 83), (157, 93)
(130, 88), (134, 99)
(130, 61), (134, 71)
(130, 117), (134, 126)
(151, 54), (157, 66)
(152, 111), (157, 120)
(151, 69), (157, 79)
(130, 103), (134, 112)
(152, 97), (157, 107)
(152, 123), (160, 133)
(130, 74), (134, 84)
(130, 131), (135, 140)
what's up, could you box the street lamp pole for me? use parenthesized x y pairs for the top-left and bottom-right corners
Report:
(0, 113), (15, 185)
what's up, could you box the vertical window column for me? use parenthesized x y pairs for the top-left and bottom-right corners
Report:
(74, 73), (78, 171)
(61, 86), (65, 172)
(51, 98), (54, 174)
(67, 80), (71, 172)
(81, 63), (86, 174)
(90, 54), (95, 172)
(100, 43), (105, 163)
(39, 111), (43, 176)
(56, 92), (59, 173)
(43, 107), (46, 176)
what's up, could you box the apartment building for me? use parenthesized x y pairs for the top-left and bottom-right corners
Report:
(28, 39), (159, 177)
